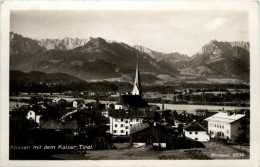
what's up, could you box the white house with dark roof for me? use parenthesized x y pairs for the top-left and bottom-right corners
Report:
(26, 110), (42, 124)
(205, 112), (246, 140)
(184, 121), (210, 142)
(72, 99), (85, 108)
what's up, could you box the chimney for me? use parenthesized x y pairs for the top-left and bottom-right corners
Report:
(227, 111), (231, 116)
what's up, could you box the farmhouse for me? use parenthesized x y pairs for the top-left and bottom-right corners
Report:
(183, 121), (210, 142)
(130, 124), (183, 150)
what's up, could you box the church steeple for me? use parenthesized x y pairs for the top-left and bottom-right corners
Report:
(132, 56), (143, 96)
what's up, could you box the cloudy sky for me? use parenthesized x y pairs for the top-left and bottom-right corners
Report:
(10, 10), (248, 56)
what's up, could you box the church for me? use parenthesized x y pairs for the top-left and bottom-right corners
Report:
(107, 60), (154, 136)
(113, 61), (149, 110)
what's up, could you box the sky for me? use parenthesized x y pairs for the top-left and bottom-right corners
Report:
(10, 10), (249, 56)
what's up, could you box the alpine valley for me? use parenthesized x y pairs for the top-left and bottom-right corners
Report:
(10, 32), (249, 85)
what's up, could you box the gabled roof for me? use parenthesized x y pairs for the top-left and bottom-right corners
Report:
(205, 112), (245, 124)
(117, 95), (149, 108)
(184, 121), (207, 131)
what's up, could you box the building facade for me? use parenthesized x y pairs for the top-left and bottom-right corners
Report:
(205, 112), (246, 140)
(109, 115), (144, 136)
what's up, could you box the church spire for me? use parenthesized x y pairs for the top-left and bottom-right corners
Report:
(132, 55), (143, 96)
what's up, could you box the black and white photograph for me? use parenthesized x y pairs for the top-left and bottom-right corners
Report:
(0, 1), (259, 166)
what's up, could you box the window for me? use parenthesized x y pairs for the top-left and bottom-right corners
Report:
(130, 119), (133, 122)
(113, 130), (117, 133)
(121, 130), (124, 133)
(121, 119), (123, 122)
(121, 124), (123, 127)
(126, 126), (128, 129)
(195, 138), (198, 141)
(125, 120), (128, 123)
(115, 124), (118, 128)
(189, 132), (192, 134)
(195, 132), (198, 135)
(137, 119), (139, 122)
(130, 124), (132, 127)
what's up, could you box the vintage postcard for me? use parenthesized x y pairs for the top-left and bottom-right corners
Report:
(0, 1), (259, 167)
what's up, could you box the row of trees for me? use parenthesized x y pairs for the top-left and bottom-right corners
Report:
(11, 80), (249, 94)
(145, 92), (249, 106)
(10, 81), (132, 94)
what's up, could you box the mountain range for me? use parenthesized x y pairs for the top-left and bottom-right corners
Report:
(10, 32), (250, 85)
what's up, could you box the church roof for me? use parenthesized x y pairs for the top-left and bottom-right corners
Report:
(134, 62), (142, 89)
(132, 60), (143, 96)
(117, 95), (149, 108)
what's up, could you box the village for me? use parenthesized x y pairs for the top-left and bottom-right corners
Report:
(9, 63), (250, 160)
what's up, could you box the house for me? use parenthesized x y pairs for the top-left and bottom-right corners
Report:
(102, 103), (115, 118)
(205, 111), (246, 140)
(26, 110), (38, 123)
(40, 119), (78, 144)
(130, 124), (183, 150)
(73, 99), (85, 108)
(18, 105), (43, 124)
(52, 98), (67, 106)
(78, 102), (95, 110)
(109, 109), (153, 136)
(183, 121), (210, 142)
(102, 110), (109, 118)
